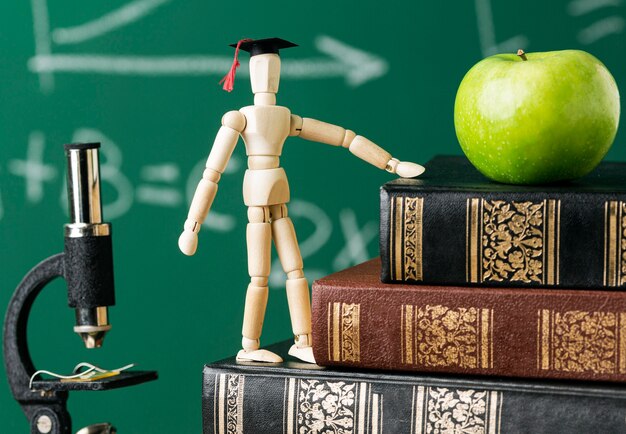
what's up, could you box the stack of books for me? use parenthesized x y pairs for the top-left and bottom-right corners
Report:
(202, 156), (626, 433)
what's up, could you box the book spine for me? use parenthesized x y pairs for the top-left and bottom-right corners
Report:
(379, 186), (626, 289)
(311, 281), (626, 382)
(203, 365), (626, 434)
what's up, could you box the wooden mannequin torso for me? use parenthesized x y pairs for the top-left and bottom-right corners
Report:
(239, 104), (291, 207)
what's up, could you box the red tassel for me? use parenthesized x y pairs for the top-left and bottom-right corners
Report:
(219, 38), (252, 92)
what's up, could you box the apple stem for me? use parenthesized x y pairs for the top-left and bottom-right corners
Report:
(517, 49), (528, 61)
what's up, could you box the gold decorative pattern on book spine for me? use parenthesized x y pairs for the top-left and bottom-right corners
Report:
(404, 197), (424, 281)
(402, 305), (414, 365)
(390, 196), (424, 281)
(331, 302), (341, 362)
(411, 386), (502, 434)
(537, 309), (626, 374)
(401, 304), (493, 369)
(604, 201), (626, 287)
(544, 199), (560, 286)
(481, 308), (494, 369)
(540, 310), (550, 371)
(467, 198), (561, 285)
(328, 302), (361, 362)
(215, 374), (245, 434)
(342, 303), (361, 362)
(467, 198), (482, 283)
(283, 379), (381, 434)
(390, 196), (403, 280)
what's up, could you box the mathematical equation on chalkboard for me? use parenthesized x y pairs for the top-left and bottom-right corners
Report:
(1, 128), (378, 284)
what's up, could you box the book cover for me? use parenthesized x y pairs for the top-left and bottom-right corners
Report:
(204, 341), (626, 434)
(380, 155), (626, 289)
(312, 258), (626, 382)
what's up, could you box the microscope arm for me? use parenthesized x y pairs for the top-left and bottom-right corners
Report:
(3, 253), (72, 434)
(289, 115), (424, 178)
(179, 111), (245, 255)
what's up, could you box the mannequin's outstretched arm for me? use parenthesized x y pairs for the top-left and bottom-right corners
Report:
(289, 115), (424, 178)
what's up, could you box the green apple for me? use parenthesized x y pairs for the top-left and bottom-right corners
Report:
(454, 49), (620, 184)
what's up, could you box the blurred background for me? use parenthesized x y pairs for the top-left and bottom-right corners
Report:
(1, 0), (624, 432)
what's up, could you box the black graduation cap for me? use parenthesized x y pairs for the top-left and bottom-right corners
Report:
(230, 38), (298, 57)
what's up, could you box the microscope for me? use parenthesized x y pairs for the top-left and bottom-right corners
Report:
(3, 143), (157, 434)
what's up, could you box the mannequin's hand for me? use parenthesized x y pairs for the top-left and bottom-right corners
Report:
(178, 219), (200, 256)
(386, 158), (425, 178)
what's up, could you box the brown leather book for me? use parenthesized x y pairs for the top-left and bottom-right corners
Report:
(312, 258), (626, 382)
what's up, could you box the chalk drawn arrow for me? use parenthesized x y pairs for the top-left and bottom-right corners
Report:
(51, 0), (173, 46)
(28, 35), (389, 88)
(30, 0), (387, 91)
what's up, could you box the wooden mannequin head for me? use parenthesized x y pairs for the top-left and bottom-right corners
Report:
(249, 53), (281, 94)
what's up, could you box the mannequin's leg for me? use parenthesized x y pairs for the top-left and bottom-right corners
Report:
(237, 206), (282, 363)
(270, 204), (315, 363)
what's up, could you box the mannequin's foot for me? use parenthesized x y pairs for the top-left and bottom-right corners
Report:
(288, 344), (316, 364)
(237, 337), (282, 363)
(236, 348), (283, 363)
(289, 334), (316, 363)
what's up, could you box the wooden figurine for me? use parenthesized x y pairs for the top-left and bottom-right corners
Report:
(179, 38), (424, 364)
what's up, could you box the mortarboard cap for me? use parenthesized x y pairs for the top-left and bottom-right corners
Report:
(220, 38), (297, 92)
(230, 38), (298, 57)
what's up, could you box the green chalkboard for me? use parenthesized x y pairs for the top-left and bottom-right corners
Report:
(1, 0), (624, 432)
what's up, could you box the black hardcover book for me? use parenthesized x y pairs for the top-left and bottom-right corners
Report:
(380, 155), (626, 289)
(203, 341), (626, 434)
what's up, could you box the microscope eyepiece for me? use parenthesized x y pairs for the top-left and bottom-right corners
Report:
(64, 142), (101, 151)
